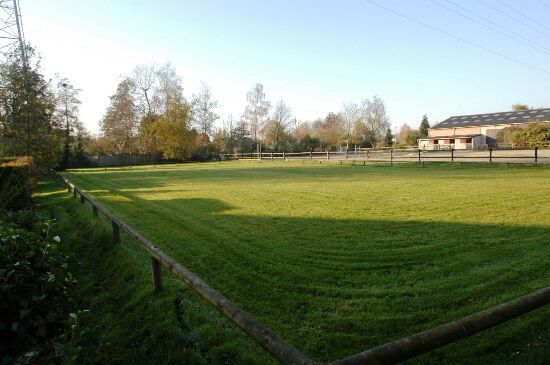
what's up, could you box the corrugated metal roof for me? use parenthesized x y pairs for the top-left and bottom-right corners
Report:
(432, 108), (550, 129)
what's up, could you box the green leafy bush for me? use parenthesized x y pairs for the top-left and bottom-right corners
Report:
(0, 217), (75, 364)
(0, 157), (37, 211)
(497, 122), (550, 147)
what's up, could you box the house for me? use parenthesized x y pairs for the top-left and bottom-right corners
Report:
(418, 108), (550, 150)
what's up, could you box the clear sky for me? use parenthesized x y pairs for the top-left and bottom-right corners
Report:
(22, 0), (550, 133)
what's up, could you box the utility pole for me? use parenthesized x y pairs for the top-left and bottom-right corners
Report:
(0, 0), (27, 67)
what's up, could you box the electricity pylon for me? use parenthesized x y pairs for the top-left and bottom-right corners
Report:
(0, 0), (26, 66)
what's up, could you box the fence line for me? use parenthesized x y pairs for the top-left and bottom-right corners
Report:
(56, 172), (549, 365)
(234, 147), (547, 165)
(57, 173), (317, 365)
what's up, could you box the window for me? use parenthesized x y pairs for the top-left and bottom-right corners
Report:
(466, 138), (472, 143)
(433, 140), (439, 144)
(450, 139), (455, 144)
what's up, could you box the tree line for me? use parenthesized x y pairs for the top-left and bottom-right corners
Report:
(0, 48), (432, 172)
(88, 63), (434, 159)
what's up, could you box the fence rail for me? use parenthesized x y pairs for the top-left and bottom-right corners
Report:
(232, 147), (548, 165)
(55, 172), (549, 364)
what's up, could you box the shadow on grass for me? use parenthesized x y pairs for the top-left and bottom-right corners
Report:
(44, 179), (550, 365)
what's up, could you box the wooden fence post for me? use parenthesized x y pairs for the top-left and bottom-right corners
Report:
(271, 152), (273, 160)
(345, 149), (348, 159)
(535, 147), (538, 164)
(418, 149), (421, 163)
(489, 147), (493, 163)
(326, 151), (329, 160)
(390, 149), (393, 166)
(310, 151), (313, 160)
(367, 150), (370, 160)
(451, 148), (454, 162)
(283, 151), (286, 160)
(151, 257), (162, 293)
(112, 221), (120, 244)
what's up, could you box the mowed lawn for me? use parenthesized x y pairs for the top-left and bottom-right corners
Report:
(62, 161), (550, 363)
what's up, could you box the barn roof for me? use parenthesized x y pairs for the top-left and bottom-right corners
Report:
(432, 108), (550, 129)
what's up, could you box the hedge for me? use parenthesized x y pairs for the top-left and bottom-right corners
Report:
(0, 157), (37, 211)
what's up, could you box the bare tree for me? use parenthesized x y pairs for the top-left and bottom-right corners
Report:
(133, 63), (156, 118)
(242, 83), (271, 153)
(263, 100), (293, 151)
(341, 102), (360, 149)
(361, 95), (391, 142)
(191, 82), (219, 141)
(512, 103), (530, 111)
(153, 63), (185, 114)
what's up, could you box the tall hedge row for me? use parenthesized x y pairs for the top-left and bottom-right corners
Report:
(0, 157), (37, 211)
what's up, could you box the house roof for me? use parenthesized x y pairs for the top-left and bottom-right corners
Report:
(432, 108), (550, 129)
(420, 134), (481, 140)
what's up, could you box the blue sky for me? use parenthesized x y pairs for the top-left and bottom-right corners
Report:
(23, 0), (550, 133)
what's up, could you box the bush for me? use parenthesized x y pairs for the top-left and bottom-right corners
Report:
(0, 216), (75, 364)
(0, 157), (37, 211)
(497, 123), (550, 147)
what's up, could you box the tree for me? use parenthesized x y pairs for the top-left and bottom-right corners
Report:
(384, 127), (394, 147)
(512, 103), (530, 111)
(341, 102), (360, 149)
(99, 78), (138, 154)
(133, 63), (156, 117)
(263, 100), (292, 151)
(396, 123), (412, 145)
(0, 46), (58, 172)
(405, 130), (423, 146)
(55, 77), (82, 169)
(361, 95), (391, 142)
(152, 101), (194, 159)
(419, 114), (430, 137)
(242, 83), (271, 153)
(191, 82), (219, 142)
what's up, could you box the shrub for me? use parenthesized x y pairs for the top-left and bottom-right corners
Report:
(0, 157), (37, 211)
(0, 217), (74, 364)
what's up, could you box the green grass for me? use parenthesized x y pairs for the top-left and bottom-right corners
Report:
(48, 161), (549, 364)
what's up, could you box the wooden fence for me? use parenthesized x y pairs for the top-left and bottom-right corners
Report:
(56, 172), (550, 365)
(234, 147), (547, 165)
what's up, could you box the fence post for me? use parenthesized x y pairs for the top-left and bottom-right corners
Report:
(390, 148), (393, 166)
(271, 152), (273, 160)
(283, 151), (286, 160)
(535, 147), (538, 164)
(326, 150), (330, 160)
(151, 257), (162, 293)
(367, 150), (370, 160)
(345, 149), (348, 159)
(112, 221), (120, 244)
(73, 188), (77, 198)
(418, 149), (421, 163)
(489, 147), (493, 163)
(451, 148), (454, 162)
(310, 151), (313, 160)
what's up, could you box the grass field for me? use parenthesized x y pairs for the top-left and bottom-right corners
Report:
(58, 161), (549, 364)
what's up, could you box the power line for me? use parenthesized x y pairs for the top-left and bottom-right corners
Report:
(360, 0), (550, 75)
(494, 0), (550, 33)
(479, 0), (550, 39)
(538, 0), (550, 9)
(442, 0), (550, 56)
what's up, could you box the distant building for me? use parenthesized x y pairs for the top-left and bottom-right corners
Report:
(418, 108), (550, 150)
